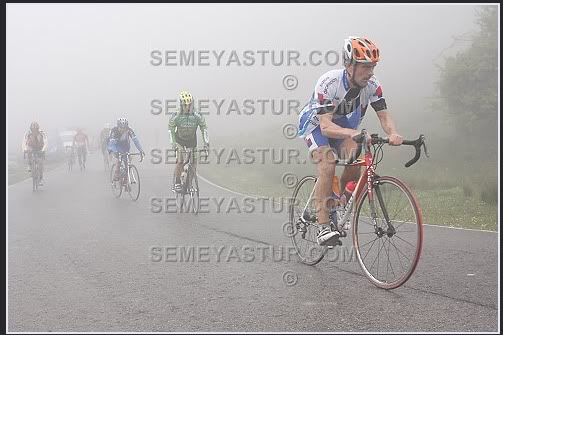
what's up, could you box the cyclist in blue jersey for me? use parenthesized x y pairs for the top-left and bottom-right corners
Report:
(108, 117), (145, 181)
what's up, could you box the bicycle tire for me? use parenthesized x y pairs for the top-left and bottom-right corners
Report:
(110, 163), (122, 198)
(288, 175), (328, 265)
(189, 169), (199, 215)
(352, 176), (423, 289)
(174, 171), (188, 212)
(32, 157), (38, 192)
(127, 164), (141, 201)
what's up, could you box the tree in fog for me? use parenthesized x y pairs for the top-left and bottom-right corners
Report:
(435, 5), (498, 159)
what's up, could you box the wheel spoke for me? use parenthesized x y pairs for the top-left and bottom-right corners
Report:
(361, 236), (379, 263)
(354, 178), (421, 289)
(392, 234), (417, 250)
(359, 237), (379, 249)
(289, 177), (326, 265)
(386, 237), (397, 281)
(388, 237), (413, 263)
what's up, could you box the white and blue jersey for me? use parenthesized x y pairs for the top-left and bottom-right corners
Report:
(297, 68), (388, 152)
(107, 127), (143, 154)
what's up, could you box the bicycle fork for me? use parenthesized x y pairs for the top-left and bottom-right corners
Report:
(370, 178), (396, 238)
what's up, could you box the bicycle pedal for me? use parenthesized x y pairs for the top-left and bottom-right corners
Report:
(322, 236), (342, 247)
(326, 240), (342, 249)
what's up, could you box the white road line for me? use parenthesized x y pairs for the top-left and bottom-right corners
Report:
(422, 223), (497, 234)
(197, 174), (268, 200)
(9, 168), (498, 234)
(199, 175), (499, 234)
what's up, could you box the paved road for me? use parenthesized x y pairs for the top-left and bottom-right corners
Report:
(7, 157), (499, 332)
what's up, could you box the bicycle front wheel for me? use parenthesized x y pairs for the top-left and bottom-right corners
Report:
(288, 175), (327, 265)
(32, 160), (38, 192)
(110, 163), (122, 198)
(174, 171), (189, 212)
(127, 165), (141, 201)
(352, 176), (423, 289)
(189, 170), (199, 215)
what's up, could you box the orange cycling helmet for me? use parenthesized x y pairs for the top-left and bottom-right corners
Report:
(343, 36), (380, 65)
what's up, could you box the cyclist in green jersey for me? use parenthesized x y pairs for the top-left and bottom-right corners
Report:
(169, 91), (210, 192)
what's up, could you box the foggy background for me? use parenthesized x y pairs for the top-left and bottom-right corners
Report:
(7, 3), (479, 149)
(8, 3), (499, 223)
(6, 3), (501, 333)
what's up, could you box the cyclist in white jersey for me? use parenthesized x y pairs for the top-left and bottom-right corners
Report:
(297, 36), (404, 246)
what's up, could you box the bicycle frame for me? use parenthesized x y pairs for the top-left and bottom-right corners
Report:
(116, 153), (140, 181)
(291, 129), (427, 288)
(300, 145), (376, 234)
(175, 148), (201, 191)
(30, 152), (40, 180)
(301, 131), (426, 235)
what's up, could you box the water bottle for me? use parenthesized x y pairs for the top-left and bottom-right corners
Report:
(339, 181), (357, 231)
(343, 181), (357, 204)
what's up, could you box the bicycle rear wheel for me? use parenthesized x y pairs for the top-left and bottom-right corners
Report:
(352, 176), (423, 289)
(288, 175), (327, 265)
(110, 163), (122, 198)
(127, 165), (141, 201)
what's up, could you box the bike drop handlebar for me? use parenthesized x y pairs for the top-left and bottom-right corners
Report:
(350, 129), (429, 167)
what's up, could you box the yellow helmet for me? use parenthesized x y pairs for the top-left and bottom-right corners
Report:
(179, 91), (193, 105)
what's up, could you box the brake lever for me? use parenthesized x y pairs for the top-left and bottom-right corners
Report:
(404, 135), (428, 168)
(420, 135), (429, 158)
(352, 129), (367, 144)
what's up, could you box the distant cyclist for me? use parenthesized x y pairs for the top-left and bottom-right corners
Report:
(108, 117), (145, 181)
(297, 36), (403, 246)
(169, 91), (209, 192)
(100, 123), (112, 167)
(73, 128), (89, 170)
(22, 122), (48, 185)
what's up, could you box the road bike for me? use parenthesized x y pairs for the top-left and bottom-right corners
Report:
(77, 145), (87, 172)
(102, 145), (111, 171)
(287, 129), (429, 289)
(110, 152), (142, 201)
(26, 150), (44, 192)
(172, 147), (205, 214)
(67, 146), (76, 172)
